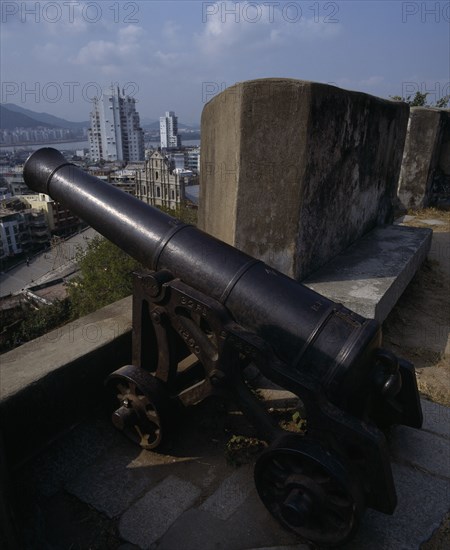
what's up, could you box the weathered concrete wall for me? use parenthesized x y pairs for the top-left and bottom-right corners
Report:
(434, 109), (450, 205)
(0, 296), (132, 463)
(199, 79), (409, 280)
(397, 107), (450, 209)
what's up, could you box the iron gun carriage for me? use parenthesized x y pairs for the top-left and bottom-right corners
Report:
(24, 148), (423, 547)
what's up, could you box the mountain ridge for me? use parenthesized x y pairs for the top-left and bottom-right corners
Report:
(1, 103), (200, 132)
(2, 103), (89, 130)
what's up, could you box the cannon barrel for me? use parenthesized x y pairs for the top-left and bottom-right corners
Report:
(23, 148), (425, 546)
(25, 148), (389, 413)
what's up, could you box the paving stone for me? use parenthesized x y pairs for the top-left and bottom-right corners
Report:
(157, 508), (231, 550)
(200, 464), (255, 520)
(159, 493), (303, 550)
(66, 442), (169, 518)
(228, 490), (309, 549)
(345, 462), (450, 549)
(420, 399), (450, 439)
(161, 445), (450, 550)
(119, 475), (201, 548)
(17, 416), (122, 498)
(389, 425), (450, 479)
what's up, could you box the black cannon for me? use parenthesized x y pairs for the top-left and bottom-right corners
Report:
(24, 148), (422, 547)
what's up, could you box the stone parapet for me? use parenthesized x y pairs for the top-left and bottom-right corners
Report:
(199, 78), (409, 280)
(398, 107), (450, 209)
(0, 296), (132, 463)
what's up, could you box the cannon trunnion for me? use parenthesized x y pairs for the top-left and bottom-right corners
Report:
(24, 148), (423, 547)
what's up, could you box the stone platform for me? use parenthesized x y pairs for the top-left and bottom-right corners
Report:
(304, 224), (432, 321)
(8, 398), (450, 550)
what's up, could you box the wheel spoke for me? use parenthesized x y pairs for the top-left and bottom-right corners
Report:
(107, 366), (172, 451)
(116, 383), (130, 400)
(323, 504), (353, 529)
(262, 473), (286, 491)
(146, 409), (160, 425)
(254, 437), (364, 547)
(326, 491), (352, 509)
(313, 473), (332, 484)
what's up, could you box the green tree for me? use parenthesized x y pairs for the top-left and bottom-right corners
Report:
(435, 95), (450, 109)
(157, 204), (198, 225)
(390, 91), (449, 108)
(67, 236), (141, 318)
(0, 299), (71, 353)
(66, 205), (197, 319)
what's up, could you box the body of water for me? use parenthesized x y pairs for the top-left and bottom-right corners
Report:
(0, 139), (201, 153)
(0, 140), (90, 153)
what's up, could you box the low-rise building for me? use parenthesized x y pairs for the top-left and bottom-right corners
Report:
(109, 162), (146, 195)
(21, 193), (83, 237)
(0, 206), (50, 260)
(86, 166), (115, 181)
(184, 147), (200, 173)
(167, 148), (200, 174)
(0, 211), (24, 257)
(2, 171), (31, 195)
(0, 187), (11, 200)
(27, 209), (50, 247)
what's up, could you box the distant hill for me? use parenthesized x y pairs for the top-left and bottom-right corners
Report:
(1, 103), (89, 130)
(0, 102), (199, 132)
(141, 120), (160, 130)
(0, 105), (60, 130)
(140, 117), (158, 126)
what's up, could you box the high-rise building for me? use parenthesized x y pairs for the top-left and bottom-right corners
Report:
(160, 111), (181, 149)
(88, 86), (145, 163)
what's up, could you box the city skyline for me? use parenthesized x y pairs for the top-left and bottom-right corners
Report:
(0, 1), (449, 124)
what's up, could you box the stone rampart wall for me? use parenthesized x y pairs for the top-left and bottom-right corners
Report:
(397, 107), (450, 209)
(199, 79), (409, 280)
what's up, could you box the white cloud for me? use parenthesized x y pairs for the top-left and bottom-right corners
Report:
(195, 1), (342, 57)
(333, 76), (386, 92)
(32, 41), (67, 63)
(154, 50), (182, 67)
(118, 24), (143, 42)
(162, 20), (182, 44)
(71, 25), (145, 68)
(359, 76), (385, 87)
(72, 39), (116, 65)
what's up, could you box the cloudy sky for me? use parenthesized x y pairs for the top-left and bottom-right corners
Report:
(1, 0), (449, 124)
